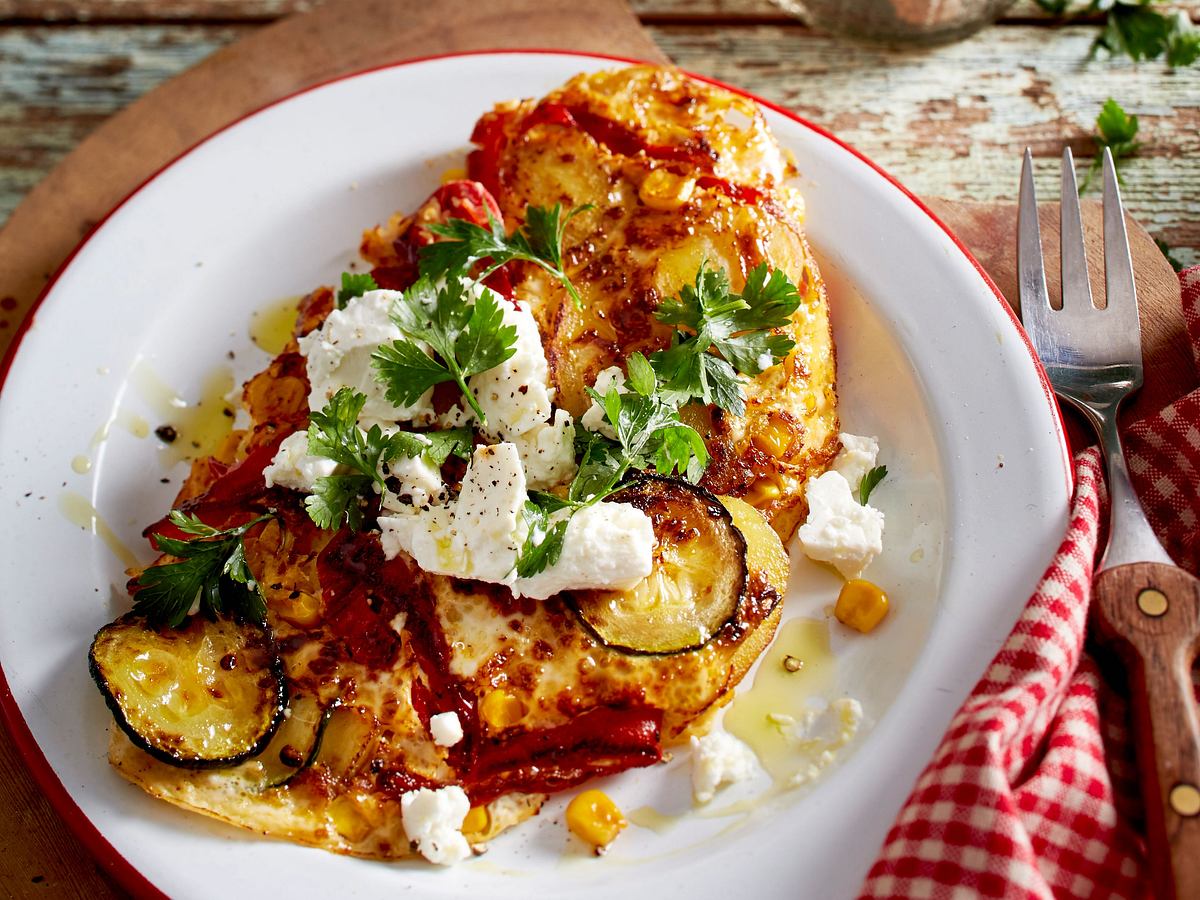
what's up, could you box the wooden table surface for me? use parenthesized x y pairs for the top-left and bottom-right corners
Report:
(0, 1), (1196, 897)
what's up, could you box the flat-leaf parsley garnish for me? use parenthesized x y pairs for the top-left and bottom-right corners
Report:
(133, 510), (275, 628)
(650, 261), (802, 417)
(419, 203), (591, 308)
(515, 352), (709, 577)
(858, 465), (887, 505)
(336, 271), (379, 310)
(304, 387), (470, 531)
(371, 275), (518, 425)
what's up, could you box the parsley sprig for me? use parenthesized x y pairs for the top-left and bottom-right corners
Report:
(1035, 1), (1200, 68)
(419, 204), (591, 307)
(304, 387), (470, 530)
(133, 511), (275, 628)
(371, 276), (518, 425)
(515, 353), (709, 577)
(1081, 98), (1141, 193)
(650, 262), (802, 417)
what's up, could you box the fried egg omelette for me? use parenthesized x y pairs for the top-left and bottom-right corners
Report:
(91, 65), (840, 862)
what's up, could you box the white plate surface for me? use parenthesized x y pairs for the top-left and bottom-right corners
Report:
(0, 51), (1070, 899)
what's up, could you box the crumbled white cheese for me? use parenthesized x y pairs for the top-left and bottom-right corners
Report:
(796, 471), (884, 578)
(379, 445), (654, 598)
(784, 698), (864, 787)
(579, 365), (624, 440)
(756, 351), (775, 371)
(297, 290), (434, 426)
(831, 433), (880, 491)
(690, 730), (761, 804)
(429, 711), (464, 747)
(513, 502), (655, 599)
(380, 450), (445, 512)
(400, 785), (471, 865)
(511, 408), (577, 490)
(379, 443), (526, 583)
(470, 299), (554, 440)
(262, 431), (338, 491)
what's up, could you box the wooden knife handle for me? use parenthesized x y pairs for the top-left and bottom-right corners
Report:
(1093, 563), (1200, 900)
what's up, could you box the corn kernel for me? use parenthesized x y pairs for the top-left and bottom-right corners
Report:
(566, 789), (627, 850)
(835, 579), (889, 634)
(328, 795), (372, 842)
(745, 476), (782, 507)
(751, 416), (793, 459)
(462, 805), (490, 836)
(638, 168), (696, 211)
(480, 689), (526, 731)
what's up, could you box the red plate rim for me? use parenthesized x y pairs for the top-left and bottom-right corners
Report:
(0, 47), (1073, 899)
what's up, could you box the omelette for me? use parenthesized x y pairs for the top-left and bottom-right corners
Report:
(89, 65), (839, 862)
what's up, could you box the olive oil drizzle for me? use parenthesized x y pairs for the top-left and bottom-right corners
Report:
(58, 491), (140, 570)
(249, 295), (301, 355)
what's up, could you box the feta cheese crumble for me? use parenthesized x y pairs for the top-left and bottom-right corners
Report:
(380, 442), (527, 584)
(263, 431), (338, 491)
(400, 785), (472, 865)
(378, 443), (654, 600)
(297, 290), (434, 427)
(831, 432), (879, 490)
(429, 711), (464, 747)
(796, 470), (884, 578)
(690, 730), (762, 804)
(515, 502), (654, 599)
(579, 365), (624, 440)
(380, 449), (446, 512)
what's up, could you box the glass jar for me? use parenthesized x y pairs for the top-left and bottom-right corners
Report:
(773, 0), (1016, 45)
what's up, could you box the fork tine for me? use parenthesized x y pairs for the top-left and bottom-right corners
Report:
(1018, 148), (1051, 324)
(1060, 147), (1094, 310)
(1102, 147), (1138, 320)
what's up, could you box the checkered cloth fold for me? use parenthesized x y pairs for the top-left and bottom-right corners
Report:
(862, 267), (1200, 899)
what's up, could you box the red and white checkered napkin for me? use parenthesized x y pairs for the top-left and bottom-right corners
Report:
(861, 267), (1200, 899)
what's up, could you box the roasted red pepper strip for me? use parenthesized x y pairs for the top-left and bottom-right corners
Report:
(465, 706), (663, 804)
(143, 434), (286, 542)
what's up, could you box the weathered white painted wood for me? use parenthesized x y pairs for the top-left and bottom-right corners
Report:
(1, 22), (1195, 264)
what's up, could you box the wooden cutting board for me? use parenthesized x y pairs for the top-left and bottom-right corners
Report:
(0, 1), (1191, 897)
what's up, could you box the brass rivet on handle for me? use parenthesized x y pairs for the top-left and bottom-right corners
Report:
(1169, 784), (1200, 817)
(1136, 588), (1168, 617)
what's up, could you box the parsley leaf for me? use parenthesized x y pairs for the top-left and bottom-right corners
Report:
(336, 271), (379, 310)
(514, 354), (709, 577)
(1037, 2), (1199, 69)
(419, 204), (590, 307)
(303, 388), (470, 530)
(515, 496), (571, 578)
(1080, 98), (1141, 193)
(133, 510), (274, 628)
(650, 262), (801, 417)
(371, 276), (518, 424)
(858, 465), (888, 505)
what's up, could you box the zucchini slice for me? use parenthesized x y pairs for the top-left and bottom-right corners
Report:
(570, 476), (748, 654)
(89, 614), (286, 768)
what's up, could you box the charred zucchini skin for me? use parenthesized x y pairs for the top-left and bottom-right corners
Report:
(89, 613), (288, 769)
(568, 475), (749, 656)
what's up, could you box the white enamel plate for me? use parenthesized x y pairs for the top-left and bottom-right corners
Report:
(0, 51), (1070, 899)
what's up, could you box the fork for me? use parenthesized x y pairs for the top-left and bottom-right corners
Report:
(1019, 146), (1200, 900)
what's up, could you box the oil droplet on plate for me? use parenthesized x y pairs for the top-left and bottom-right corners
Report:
(249, 296), (301, 355)
(58, 492), (140, 570)
(71, 455), (92, 474)
(135, 362), (237, 467)
(723, 617), (835, 786)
